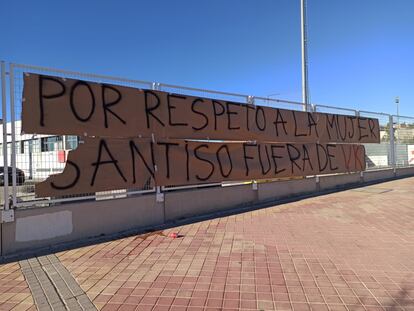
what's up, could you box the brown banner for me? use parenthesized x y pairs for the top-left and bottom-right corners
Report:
(22, 74), (380, 143)
(36, 138), (366, 197)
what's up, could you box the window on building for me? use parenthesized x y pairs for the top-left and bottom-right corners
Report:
(14, 142), (20, 154)
(65, 136), (79, 150)
(40, 138), (48, 152)
(20, 141), (25, 154)
(32, 139), (41, 153)
(41, 136), (63, 152)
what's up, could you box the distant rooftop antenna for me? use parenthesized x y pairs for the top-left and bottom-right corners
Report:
(301, 0), (309, 112)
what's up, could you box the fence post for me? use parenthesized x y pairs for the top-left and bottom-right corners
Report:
(1, 62), (14, 223)
(1, 62), (9, 211)
(152, 82), (164, 202)
(311, 105), (320, 185)
(8, 63), (18, 208)
(389, 115), (396, 169)
(355, 110), (365, 180)
(247, 96), (258, 191)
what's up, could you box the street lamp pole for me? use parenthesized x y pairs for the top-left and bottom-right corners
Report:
(301, 0), (309, 112)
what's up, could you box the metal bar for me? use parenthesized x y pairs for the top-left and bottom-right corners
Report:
(14, 62), (403, 120)
(151, 82), (164, 202)
(9, 64), (17, 207)
(9, 63), (354, 121)
(14, 63), (312, 110)
(158, 82), (248, 99)
(1, 62), (9, 210)
(301, 0), (309, 112)
(355, 110), (365, 177)
(358, 110), (391, 117)
(389, 115), (396, 168)
(391, 114), (414, 120)
(16, 196), (96, 207)
(15, 188), (156, 208)
(158, 86), (304, 108)
(135, 81), (304, 108)
(246, 96), (258, 188)
(126, 188), (156, 195)
(253, 96), (304, 107)
(15, 62), (259, 102)
(13, 63), (153, 87)
(222, 181), (252, 187)
(314, 104), (357, 114)
(162, 183), (222, 192)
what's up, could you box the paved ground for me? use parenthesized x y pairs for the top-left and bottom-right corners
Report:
(1, 177), (414, 310)
(0, 262), (34, 310)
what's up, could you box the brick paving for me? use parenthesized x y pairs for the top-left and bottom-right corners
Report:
(0, 262), (34, 311)
(55, 177), (414, 311)
(1, 177), (414, 310)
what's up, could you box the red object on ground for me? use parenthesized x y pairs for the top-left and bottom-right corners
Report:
(57, 150), (66, 163)
(169, 232), (178, 238)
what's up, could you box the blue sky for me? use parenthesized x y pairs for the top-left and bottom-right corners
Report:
(1, 0), (413, 117)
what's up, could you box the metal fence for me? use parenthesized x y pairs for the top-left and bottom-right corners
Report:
(1, 61), (413, 209)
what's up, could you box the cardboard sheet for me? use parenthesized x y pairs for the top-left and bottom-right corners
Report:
(36, 138), (366, 197)
(22, 74), (380, 143)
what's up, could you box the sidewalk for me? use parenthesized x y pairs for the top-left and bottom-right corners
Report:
(1, 177), (413, 310)
(0, 262), (34, 310)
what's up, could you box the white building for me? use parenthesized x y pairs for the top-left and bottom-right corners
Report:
(0, 120), (78, 181)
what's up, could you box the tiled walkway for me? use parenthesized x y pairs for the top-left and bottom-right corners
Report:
(2, 177), (414, 310)
(0, 262), (34, 310)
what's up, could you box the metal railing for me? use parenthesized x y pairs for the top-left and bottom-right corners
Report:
(1, 61), (413, 209)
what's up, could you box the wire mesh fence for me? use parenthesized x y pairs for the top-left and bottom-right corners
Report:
(393, 115), (414, 167)
(0, 61), (9, 208)
(8, 64), (156, 207)
(359, 111), (393, 170)
(312, 106), (396, 171)
(1, 62), (413, 209)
